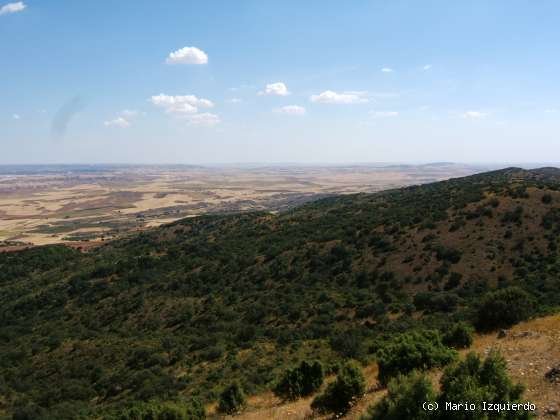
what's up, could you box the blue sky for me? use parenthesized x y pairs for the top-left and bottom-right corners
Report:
(2, 0), (560, 164)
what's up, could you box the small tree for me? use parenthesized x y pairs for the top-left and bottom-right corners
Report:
(311, 361), (365, 415)
(476, 287), (536, 331)
(367, 352), (532, 420)
(443, 322), (474, 349)
(363, 371), (436, 420)
(273, 360), (324, 400)
(438, 352), (531, 420)
(376, 330), (457, 385)
(218, 382), (246, 415)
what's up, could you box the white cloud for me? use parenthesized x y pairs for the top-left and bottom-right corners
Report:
(462, 111), (488, 119)
(186, 113), (220, 126)
(0, 2), (26, 16)
(274, 105), (306, 116)
(166, 46), (208, 65)
(150, 94), (214, 114)
(12, 113), (20, 119)
(545, 108), (557, 114)
(226, 98), (242, 104)
(104, 117), (130, 128)
(151, 94), (219, 126)
(370, 111), (399, 118)
(423, 64), (432, 71)
(103, 110), (143, 128)
(381, 67), (394, 73)
(259, 82), (290, 96)
(310, 90), (368, 104)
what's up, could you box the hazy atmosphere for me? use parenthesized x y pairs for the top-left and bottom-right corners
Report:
(2, 0), (560, 164)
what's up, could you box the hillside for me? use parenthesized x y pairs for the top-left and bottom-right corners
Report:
(1, 167), (560, 418)
(215, 313), (560, 419)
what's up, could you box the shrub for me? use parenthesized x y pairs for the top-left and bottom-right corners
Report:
(443, 322), (474, 349)
(367, 352), (532, 420)
(438, 352), (531, 419)
(376, 330), (457, 385)
(475, 287), (536, 331)
(311, 361), (365, 415)
(363, 371), (436, 420)
(273, 360), (324, 400)
(217, 382), (246, 415)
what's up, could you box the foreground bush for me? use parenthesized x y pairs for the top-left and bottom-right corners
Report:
(217, 382), (246, 415)
(438, 351), (531, 419)
(476, 287), (536, 331)
(376, 330), (457, 385)
(367, 352), (532, 420)
(362, 370), (436, 420)
(273, 360), (324, 400)
(443, 322), (474, 349)
(311, 361), (365, 415)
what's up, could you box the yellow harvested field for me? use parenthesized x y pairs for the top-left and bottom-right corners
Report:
(0, 164), (488, 246)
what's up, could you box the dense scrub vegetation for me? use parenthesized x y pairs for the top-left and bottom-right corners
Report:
(375, 330), (458, 385)
(366, 352), (532, 420)
(1, 167), (560, 417)
(311, 360), (365, 415)
(273, 360), (324, 400)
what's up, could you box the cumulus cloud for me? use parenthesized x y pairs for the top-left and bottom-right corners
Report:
(151, 94), (219, 126)
(186, 113), (220, 126)
(423, 64), (432, 71)
(0, 2), (26, 15)
(103, 110), (142, 128)
(274, 105), (306, 116)
(370, 111), (399, 118)
(462, 111), (488, 119)
(150, 94), (214, 114)
(310, 90), (368, 105)
(259, 82), (290, 96)
(104, 117), (130, 128)
(166, 46), (208, 65)
(381, 67), (394, 73)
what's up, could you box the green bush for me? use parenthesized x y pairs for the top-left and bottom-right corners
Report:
(273, 360), (324, 400)
(217, 382), (246, 415)
(362, 371), (436, 420)
(438, 352), (532, 419)
(367, 352), (532, 420)
(376, 330), (457, 385)
(475, 287), (536, 331)
(311, 361), (365, 415)
(443, 322), (474, 349)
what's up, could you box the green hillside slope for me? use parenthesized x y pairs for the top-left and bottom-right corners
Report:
(1, 167), (560, 418)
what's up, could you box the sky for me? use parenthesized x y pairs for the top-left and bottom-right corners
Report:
(1, 0), (560, 164)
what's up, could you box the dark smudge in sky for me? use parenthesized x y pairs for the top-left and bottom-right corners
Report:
(51, 96), (87, 139)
